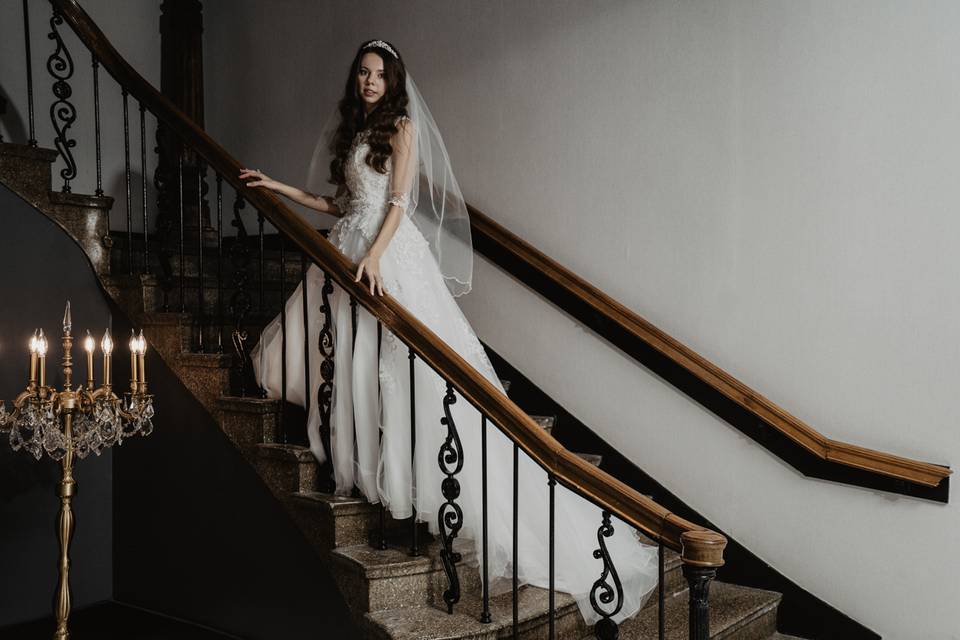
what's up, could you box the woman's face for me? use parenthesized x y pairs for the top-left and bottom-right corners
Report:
(357, 52), (385, 111)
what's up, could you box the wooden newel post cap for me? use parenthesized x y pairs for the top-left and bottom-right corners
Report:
(680, 530), (727, 568)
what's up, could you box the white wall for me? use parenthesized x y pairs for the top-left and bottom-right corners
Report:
(0, 0), (160, 232)
(206, 2), (960, 637)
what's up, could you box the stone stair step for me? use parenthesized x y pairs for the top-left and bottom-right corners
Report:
(173, 351), (234, 412)
(363, 583), (584, 640)
(253, 443), (319, 496)
(288, 491), (379, 551)
(616, 581), (781, 640)
(574, 452), (602, 467)
(331, 540), (481, 615)
(216, 395), (279, 452)
(529, 415), (555, 434)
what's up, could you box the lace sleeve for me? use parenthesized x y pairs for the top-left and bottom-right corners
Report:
(389, 116), (416, 214)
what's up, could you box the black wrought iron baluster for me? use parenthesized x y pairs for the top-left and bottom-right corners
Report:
(408, 348), (419, 557)
(279, 235), (288, 442)
(153, 124), (174, 311)
(139, 103), (149, 274)
(177, 153), (185, 311)
(479, 415), (490, 623)
(659, 539), (665, 640)
(228, 194), (252, 396)
(512, 442), (519, 637)
(196, 162), (206, 352)
(47, 9), (76, 192)
(91, 56), (102, 196)
(122, 88), (133, 273)
(548, 474), (556, 640)
(317, 271), (334, 449)
(590, 511), (624, 640)
(215, 175), (223, 353)
(22, 0), (37, 146)
(438, 382), (463, 614)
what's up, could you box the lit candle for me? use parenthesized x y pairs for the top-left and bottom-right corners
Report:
(128, 330), (139, 391)
(84, 330), (95, 388)
(137, 330), (147, 390)
(28, 330), (39, 385)
(101, 328), (114, 387)
(36, 329), (48, 388)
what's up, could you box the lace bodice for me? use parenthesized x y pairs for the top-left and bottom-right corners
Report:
(329, 130), (431, 295)
(336, 133), (391, 217)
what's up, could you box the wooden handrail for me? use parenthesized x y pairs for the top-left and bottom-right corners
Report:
(468, 206), (951, 489)
(51, 0), (726, 564)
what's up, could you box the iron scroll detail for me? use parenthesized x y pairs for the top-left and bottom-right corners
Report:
(590, 510), (624, 640)
(47, 10), (77, 192)
(437, 382), (464, 613)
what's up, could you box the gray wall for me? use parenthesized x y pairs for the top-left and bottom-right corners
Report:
(0, 0), (161, 233)
(203, 2), (960, 637)
(0, 183), (113, 626)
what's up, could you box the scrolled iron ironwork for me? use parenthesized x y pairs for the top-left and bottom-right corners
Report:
(47, 10), (77, 192)
(590, 510), (625, 640)
(317, 271), (335, 458)
(437, 381), (464, 613)
(229, 194), (253, 395)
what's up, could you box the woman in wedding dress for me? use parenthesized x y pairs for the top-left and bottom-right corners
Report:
(242, 39), (658, 625)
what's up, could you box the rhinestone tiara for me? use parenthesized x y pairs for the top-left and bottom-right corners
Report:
(362, 40), (398, 59)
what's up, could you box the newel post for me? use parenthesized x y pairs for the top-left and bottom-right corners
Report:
(680, 530), (727, 640)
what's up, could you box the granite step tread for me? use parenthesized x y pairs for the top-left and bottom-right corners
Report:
(332, 541), (450, 580)
(217, 395), (279, 414)
(529, 415), (555, 433)
(291, 490), (378, 517)
(616, 581), (781, 640)
(364, 584), (582, 640)
(574, 452), (602, 467)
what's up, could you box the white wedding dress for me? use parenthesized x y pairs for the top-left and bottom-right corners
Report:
(251, 129), (659, 625)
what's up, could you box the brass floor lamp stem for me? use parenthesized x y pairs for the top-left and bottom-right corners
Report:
(54, 413), (75, 640)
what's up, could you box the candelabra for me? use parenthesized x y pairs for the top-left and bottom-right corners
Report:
(0, 302), (155, 640)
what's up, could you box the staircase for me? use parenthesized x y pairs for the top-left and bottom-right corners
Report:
(0, 140), (802, 639)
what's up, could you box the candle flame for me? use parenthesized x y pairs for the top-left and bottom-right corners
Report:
(29, 330), (39, 354)
(101, 328), (113, 355)
(36, 329), (48, 357)
(137, 330), (147, 355)
(129, 329), (139, 353)
(84, 330), (95, 353)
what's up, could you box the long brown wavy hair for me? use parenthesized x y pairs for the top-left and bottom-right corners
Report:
(328, 40), (409, 186)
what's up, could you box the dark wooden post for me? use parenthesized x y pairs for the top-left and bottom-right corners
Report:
(158, 0), (210, 238)
(680, 530), (727, 640)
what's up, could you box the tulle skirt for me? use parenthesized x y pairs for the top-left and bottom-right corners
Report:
(252, 210), (658, 624)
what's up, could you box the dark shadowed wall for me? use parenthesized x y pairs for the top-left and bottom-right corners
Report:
(0, 183), (113, 625)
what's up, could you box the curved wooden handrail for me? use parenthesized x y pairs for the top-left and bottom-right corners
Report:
(51, 0), (726, 564)
(468, 206), (951, 489)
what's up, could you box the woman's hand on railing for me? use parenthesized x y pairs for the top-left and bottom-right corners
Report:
(239, 168), (280, 191)
(240, 168), (342, 215)
(355, 251), (385, 296)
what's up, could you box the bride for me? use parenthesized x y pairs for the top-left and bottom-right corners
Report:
(242, 39), (658, 625)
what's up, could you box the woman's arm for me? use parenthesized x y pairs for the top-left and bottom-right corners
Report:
(355, 117), (415, 296)
(239, 169), (344, 217)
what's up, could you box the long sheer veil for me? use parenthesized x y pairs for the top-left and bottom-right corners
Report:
(306, 74), (473, 297)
